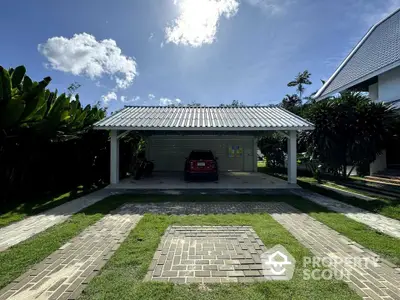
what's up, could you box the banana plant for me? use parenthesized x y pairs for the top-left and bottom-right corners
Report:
(0, 65), (51, 129)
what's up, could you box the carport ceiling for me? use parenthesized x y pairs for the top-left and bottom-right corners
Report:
(94, 106), (314, 131)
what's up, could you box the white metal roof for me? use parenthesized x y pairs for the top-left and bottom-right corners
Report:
(315, 8), (400, 100)
(94, 106), (314, 131)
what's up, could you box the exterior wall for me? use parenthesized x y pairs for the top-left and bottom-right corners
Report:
(378, 65), (400, 102)
(368, 83), (378, 101)
(370, 150), (387, 175)
(148, 135), (256, 172)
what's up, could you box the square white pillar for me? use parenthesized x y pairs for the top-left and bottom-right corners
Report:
(253, 138), (258, 172)
(110, 130), (120, 184)
(288, 130), (297, 184)
(287, 136), (292, 181)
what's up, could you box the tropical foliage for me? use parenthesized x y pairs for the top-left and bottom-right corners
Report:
(300, 92), (396, 177)
(0, 65), (135, 209)
(257, 132), (286, 167)
(261, 71), (397, 178)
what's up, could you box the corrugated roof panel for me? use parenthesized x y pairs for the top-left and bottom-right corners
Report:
(94, 106), (313, 130)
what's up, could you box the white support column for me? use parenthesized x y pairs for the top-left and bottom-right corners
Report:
(253, 138), (258, 172)
(110, 130), (120, 184)
(287, 136), (292, 181)
(288, 130), (297, 184)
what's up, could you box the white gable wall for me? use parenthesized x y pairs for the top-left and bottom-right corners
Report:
(365, 67), (400, 174)
(378, 65), (400, 102)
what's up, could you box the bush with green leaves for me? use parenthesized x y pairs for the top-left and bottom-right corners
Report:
(300, 92), (396, 178)
(0, 66), (136, 208)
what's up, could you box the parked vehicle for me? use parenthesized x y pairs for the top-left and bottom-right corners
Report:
(184, 150), (218, 181)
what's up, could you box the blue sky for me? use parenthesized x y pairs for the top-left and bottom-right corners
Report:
(1, 0), (399, 112)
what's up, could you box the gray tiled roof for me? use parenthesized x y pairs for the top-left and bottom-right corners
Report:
(94, 106), (314, 130)
(315, 9), (400, 100)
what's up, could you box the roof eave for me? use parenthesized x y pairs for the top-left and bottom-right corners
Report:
(93, 126), (315, 131)
(315, 59), (400, 101)
(314, 8), (400, 99)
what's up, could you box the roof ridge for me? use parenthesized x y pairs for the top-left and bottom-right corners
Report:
(123, 105), (280, 108)
(314, 8), (400, 100)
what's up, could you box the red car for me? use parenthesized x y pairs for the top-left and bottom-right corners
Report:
(184, 150), (219, 181)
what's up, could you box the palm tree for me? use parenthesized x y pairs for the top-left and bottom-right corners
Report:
(287, 70), (312, 99)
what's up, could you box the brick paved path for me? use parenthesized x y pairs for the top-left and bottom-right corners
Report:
(292, 189), (400, 239)
(0, 205), (141, 300)
(1, 200), (399, 300)
(122, 201), (284, 215)
(145, 226), (270, 283)
(268, 202), (400, 300)
(0, 190), (118, 251)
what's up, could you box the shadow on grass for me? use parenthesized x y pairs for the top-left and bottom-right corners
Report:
(259, 167), (400, 220)
(0, 184), (106, 227)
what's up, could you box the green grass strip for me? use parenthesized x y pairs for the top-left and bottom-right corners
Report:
(284, 197), (400, 266)
(81, 213), (359, 300)
(0, 194), (132, 289)
(259, 168), (400, 221)
(0, 185), (104, 228)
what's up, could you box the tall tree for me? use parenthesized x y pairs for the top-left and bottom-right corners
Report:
(287, 70), (312, 99)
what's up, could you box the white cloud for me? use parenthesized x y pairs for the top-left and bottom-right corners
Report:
(165, 0), (239, 47)
(148, 93), (156, 100)
(101, 91), (118, 105)
(38, 33), (137, 90)
(131, 96), (141, 103)
(243, 0), (293, 14)
(159, 97), (182, 106)
(148, 33), (154, 41)
(119, 95), (140, 103)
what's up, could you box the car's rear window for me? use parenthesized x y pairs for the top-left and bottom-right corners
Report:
(189, 151), (214, 160)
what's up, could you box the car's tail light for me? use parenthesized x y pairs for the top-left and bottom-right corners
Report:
(210, 162), (216, 169)
(190, 161), (194, 170)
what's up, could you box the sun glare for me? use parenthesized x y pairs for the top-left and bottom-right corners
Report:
(166, 0), (239, 47)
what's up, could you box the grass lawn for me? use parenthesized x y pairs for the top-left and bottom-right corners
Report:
(257, 160), (267, 168)
(259, 167), (400, 221)
(0, 185), (104, 228)
(1, 193), (398, 298)
(0, 194), (134, 289)
(80, 213), (359, 300)
(283, 197), (400, 266)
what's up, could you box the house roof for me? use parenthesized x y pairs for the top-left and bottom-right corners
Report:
(315, 8), (400, 100)
(94, 106), (314, 131)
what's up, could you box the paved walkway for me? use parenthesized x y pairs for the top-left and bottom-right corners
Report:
(0, 205), (141, 300)
(292, 189), (400, 239)
(145, 226), (269, 283)
(268, 202), (400, 300)
(0, 189), (118, 251)
(1, 200), (399, 300)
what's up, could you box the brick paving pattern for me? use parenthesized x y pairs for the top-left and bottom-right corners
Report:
(292, 189), (400, 239)
(145, 226), (269, 283)
(121, 201), (284, 215)
(0, 189), (119, 251)
(0, 205), (141, 300)
(2, 199), (399, 299)
(267, 202), (400, 300)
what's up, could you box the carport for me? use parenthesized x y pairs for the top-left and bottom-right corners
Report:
(94, 106), (314, 188)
